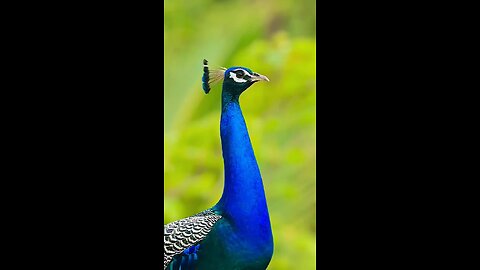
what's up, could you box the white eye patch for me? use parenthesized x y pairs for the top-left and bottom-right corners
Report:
(229, 69), (252, 83)
(229, 72), (247, 83)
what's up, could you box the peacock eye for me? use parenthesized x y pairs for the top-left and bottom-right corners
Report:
(235, 70), (245, 77)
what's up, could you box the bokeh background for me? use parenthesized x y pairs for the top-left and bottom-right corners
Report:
(164, 0), (316, 269)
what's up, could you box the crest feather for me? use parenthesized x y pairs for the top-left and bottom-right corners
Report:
(202, 59), (226, 94)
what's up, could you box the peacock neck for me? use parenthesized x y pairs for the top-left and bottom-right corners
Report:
(216, 90), (271, 231)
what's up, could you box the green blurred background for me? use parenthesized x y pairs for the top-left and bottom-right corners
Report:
(164, 0), (316, 269)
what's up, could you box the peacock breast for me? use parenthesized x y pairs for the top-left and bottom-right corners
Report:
(196, 217), (273, 270)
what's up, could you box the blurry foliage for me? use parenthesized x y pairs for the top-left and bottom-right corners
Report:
(165, 0), (316, 269)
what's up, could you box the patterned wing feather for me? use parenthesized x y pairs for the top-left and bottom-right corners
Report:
(164, 209), (222, 270)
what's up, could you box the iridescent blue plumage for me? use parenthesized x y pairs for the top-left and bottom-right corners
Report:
(164, 60), (273, 270)
(167, 245), (199, 270)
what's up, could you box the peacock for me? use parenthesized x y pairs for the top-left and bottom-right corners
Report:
(163, 59), (273, 270)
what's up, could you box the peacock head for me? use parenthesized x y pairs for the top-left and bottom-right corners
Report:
(202, 59), (269, 95)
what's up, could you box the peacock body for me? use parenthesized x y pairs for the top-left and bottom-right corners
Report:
(164, 60), (273, 270)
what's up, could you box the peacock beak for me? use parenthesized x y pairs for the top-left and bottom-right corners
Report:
(250, 73), (270, 82)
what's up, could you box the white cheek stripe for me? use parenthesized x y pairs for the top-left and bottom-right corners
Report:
(231, 68), (254, 77)
(229, 71), (248, 83)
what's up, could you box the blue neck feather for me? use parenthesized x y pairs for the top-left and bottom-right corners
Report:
(215, 90), (272, 236)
